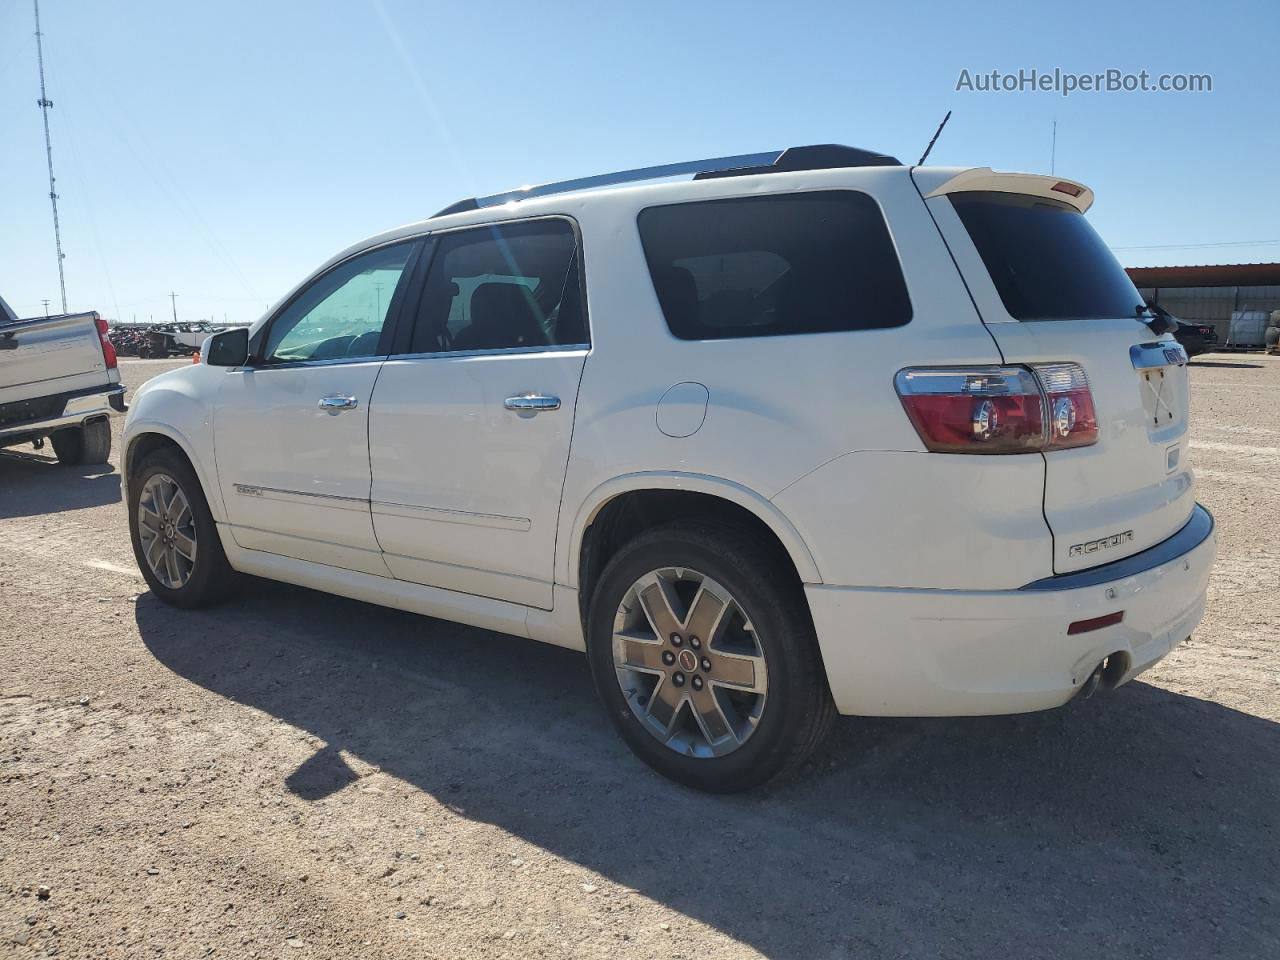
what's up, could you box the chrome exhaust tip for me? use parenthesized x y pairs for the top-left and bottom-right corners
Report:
(1078, 662), (1105, 700)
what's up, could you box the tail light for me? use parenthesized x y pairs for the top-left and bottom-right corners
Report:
(1034, 363), (1097, 449)
(895, 363), (1097, 454)
(94, 315), (118, 369)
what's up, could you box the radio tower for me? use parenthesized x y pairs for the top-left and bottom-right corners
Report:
(33, 0), (68, 313)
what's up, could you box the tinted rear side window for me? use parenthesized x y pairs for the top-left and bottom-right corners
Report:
(638, 192), (911, 340)
(408, 219), (585, 354)
(950, 191), (1143, 322)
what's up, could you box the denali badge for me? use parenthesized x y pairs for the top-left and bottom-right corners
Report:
(233, 483), (264, 497)
(1069, 530), (1134, 558)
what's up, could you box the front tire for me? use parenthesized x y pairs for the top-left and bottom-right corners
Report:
(50, 418), (112, 465)
(128, 448), (237, 608)
(586, 521), (835, 793)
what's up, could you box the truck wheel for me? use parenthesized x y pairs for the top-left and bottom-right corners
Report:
(585, 521), (835, 793)
(50, 418), (112, 466)
(128, 448), (237, 608)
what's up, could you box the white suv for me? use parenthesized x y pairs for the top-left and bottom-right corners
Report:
(123, 145), (1216, 792)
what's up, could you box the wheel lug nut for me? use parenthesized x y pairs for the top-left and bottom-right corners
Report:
(670, 634), (683, 646)
(691, 675), (703, 691)
(672, 673), (686, 687)
(661, 651), (676, 666)
(701, 657), (712, 672)
(689, 636), (701, 649)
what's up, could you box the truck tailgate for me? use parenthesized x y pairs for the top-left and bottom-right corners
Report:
(0, 312), (117, 406)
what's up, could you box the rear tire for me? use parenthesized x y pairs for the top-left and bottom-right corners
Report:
(128, 448), (237, 608)
(50, 418), (112, 465)
(586, 521), (835, 793)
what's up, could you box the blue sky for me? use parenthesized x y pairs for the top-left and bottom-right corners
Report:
(1, 0), (1276, 322)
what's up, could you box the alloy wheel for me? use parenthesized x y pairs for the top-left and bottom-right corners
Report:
(612, 567), (768, 758)
(137, 473), (197, 589)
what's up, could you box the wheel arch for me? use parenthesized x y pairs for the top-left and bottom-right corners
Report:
(568, 473), (823, 621)
(124, 423), (225, 523)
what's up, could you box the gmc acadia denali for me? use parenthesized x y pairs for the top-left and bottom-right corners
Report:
(121, 145), (1216, 791)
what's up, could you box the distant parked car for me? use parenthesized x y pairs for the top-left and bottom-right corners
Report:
(1173, 319), (1219, 358)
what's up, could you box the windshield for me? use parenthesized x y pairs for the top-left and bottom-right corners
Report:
(951, 191), (1143, 322)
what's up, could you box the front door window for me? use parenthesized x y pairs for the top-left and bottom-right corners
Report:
(263, 242), (415, 363)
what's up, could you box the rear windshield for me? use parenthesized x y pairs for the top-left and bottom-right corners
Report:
(950, 191), (1143, 322)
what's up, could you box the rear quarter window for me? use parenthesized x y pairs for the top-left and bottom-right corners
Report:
(637, 191), (911, 340)
(950, 191), (1143, 322)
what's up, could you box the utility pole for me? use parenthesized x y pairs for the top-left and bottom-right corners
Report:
(41, 299), (51, 316)
(33, 0), (68, 313)
(169, 292), (179, 323)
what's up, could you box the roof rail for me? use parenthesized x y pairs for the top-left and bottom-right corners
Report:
(432, 144), (901, 218)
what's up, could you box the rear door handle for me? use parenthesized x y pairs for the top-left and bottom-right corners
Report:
(318, 394), (358, 413)
(504, 394), (561, 412)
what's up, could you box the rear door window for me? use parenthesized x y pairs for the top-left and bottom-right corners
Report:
(407, 219), (585, 354)
(637, 191), (911, 340)
(950, 191), (1143, 322)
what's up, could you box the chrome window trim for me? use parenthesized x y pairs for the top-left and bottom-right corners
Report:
(234, 356), (387, 373)
(386, 343), (590, 363)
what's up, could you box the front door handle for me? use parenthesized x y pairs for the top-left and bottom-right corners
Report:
(504, 394), (561, 412)
(318, 394), (358, 413)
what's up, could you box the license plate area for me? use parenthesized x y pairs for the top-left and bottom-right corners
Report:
(1131, 342), (1188, 442)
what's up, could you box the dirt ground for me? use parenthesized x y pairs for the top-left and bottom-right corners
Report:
(2, 354), (1277, 960)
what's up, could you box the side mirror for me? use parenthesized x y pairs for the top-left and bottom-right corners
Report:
(203, 327), (249, 366)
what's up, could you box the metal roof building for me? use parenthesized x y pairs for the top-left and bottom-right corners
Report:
(1126, 263), (1280, 339)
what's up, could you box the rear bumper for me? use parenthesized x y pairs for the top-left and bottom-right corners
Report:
(808, 505), (1216, 717)
(0, 384), (126, 443)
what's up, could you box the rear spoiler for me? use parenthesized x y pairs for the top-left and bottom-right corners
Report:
(915, 168), (1094, 213)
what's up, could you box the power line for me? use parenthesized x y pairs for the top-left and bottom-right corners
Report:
(33, 0), (67, 313)
(1112, 239), (1280, 252)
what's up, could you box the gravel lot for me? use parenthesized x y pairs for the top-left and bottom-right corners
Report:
(2, 355), (1278, 959)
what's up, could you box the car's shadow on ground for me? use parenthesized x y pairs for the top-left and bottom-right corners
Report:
(0, 450), (120, 519)
(136, 580), (1279, 958)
